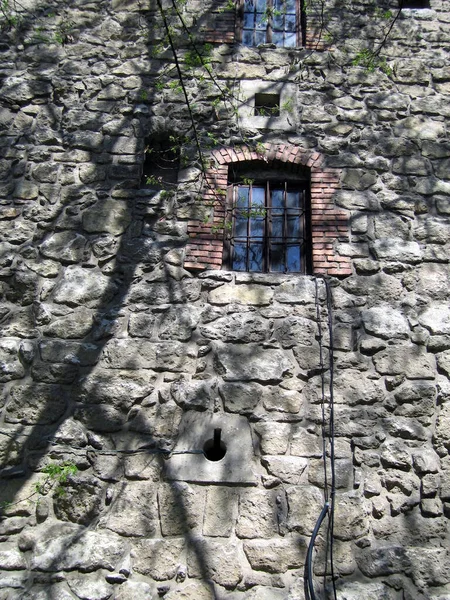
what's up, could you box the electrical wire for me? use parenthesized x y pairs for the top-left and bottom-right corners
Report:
(305, 276), (337, 600)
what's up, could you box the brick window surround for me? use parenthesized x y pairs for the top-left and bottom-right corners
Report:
(184, 144), (352, 277)
(200, 0), (328, 50)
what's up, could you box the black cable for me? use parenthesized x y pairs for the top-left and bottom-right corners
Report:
(305, 276), (337, 600)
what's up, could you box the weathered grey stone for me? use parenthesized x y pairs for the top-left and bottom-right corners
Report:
(361, 306), (410, 339)
(214, 342), (293, 382)
(273, 316), (318, 348)
(101, 340), (196, 372)
(203, 487), (238, 537)
(262, 386), (304, 414)
(0, 338), (25, 382)
(187, 537), (244, 588)
(290, 428), (322, 457)
(128, 281), (200, 304)
(75, 369), (156, 410)
(39, 340), (101, 366)
(158, 482), (205, 536)
(333, 370), (384, 405)
(339, 580), (398, 600)
(199, 312), (271, 342)
(333, 492), (370, 541)
(208, 283), (273, 305)
(32, 524), (125, 571)
(5, 383), (67, 425)
(434, 402), (450, 453)
(236, 488), (280, 538)
(43, 308), (94, 339)
(53, 475), (103, 525)
(406, 547), (450, 587)
(371, 239), (422, 263)
(132, 538), (185, 579)
(419, 305), (450, 335)
(243, 537), (307, 573)
(66, 572), (113, 600)
(335, 190), (379, 210)
(0, 545), (27, 570)
(380, 440), (412, 470)
(40, 232), (90, 264)
(111, 581), (154, 600)
(53, 266), (117, 307)
(373, 345), (435, 379)
(74, 404), (127, 432)
(124, 453), (162, 481)
(82, 199), (131, 235)
(342, 274), (403, 306)
(171, 379), (215, 410)
(255, 422), (291, 455)
(219, 381), (263, 413)
(262, 456), (308, 485)
(158, 306), (200, 341)
(286, 485), (324, 535)
(164, 581), (214, 599)
(416, 264), (450, 300)
(105, 481), (158, 537)
(128, 400), (182, 439)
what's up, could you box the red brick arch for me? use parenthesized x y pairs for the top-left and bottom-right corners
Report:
(184, 143), (352, 277)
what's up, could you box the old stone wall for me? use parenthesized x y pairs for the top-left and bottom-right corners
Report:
(0, 0), (450, 598)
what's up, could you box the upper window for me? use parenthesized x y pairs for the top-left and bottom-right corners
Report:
(240, 0), (304, 47)
(400, 0), (430, 7)
(225, 179), (310, 273)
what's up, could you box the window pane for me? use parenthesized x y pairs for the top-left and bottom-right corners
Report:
(271, 189), (284, 208)
(235, 213), (248, 237)
(287, 245), (301, 271)
(256, 12), (266, 29)
(256, 0), (267, 12)
(242, 30), (254, 46)
(285, 13), (296, 31)
(287, 215), (300, 237)
(236, 187), (249, 208)
(233, 243), (247, 271)
(272, 215), (284, 238)
(286, 191), (300, 208)
(270, 243), (285, 272)
(252, 186), (265, 208)
(284, 32), (296, 47)
(284, 0), (296, 12)
(249, 242), (263, 271)
(273, 13), (284, 29)
(272, 31), (284, 46)
(255, 30), (266, 45)
(243, 12), (255, 28)
(244, 0), (255, 10)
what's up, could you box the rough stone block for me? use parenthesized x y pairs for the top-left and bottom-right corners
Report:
(132, 538), (185, 579)
(158, 482), (205, 536)
(214, 342), (294, 382)
(208, 283), (273, 306)
(105, 481), (158, 537)
(236, 489), (280, 539)
(286, 485), (324, 536)
(243, 537), (307, 573)
(203, 487), (238, 537)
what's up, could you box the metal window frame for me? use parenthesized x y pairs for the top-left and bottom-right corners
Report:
(237, 0), (304, 47)
(224, 179), (311, 273)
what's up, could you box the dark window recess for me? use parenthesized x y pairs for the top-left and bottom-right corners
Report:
(240, 0), (305, 47)
(400, 0), (430, 7)
(142, 137), (180, 187)
(225, 180), (310, 273)
(254, 93), (280, 116)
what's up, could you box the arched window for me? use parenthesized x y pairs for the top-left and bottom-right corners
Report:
(224, 162), (311, 273)
(184, 144), (351, 277)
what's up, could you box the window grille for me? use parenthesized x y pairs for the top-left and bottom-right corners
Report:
(225, 180), (310, 273)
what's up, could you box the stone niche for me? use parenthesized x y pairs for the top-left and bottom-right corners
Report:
(164, 412), (258, 484)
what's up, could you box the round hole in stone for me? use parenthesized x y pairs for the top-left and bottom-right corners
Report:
(203, 428), (227, 462)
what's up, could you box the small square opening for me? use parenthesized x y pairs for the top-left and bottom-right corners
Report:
(400, 0), (430, 8)
(254, 93), (280, 117)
